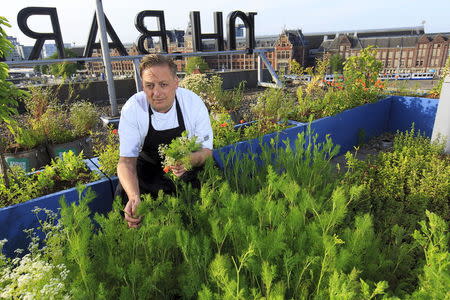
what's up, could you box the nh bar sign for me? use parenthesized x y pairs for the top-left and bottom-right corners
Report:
(16, 7), (257, 60)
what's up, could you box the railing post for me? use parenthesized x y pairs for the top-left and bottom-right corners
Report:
(95, 0), (118, 117)
(132, 59), (143, 92)
(257, 52), (283, 88)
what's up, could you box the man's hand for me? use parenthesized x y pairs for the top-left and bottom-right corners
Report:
(124, 196), (141, 228)
(170, 164), (187, 177)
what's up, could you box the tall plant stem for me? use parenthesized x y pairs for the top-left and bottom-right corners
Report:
(0, 152), (9, 188)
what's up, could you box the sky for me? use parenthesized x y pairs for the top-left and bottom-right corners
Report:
(2, 0), (450, 47)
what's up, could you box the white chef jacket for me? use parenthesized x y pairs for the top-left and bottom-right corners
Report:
(118, 87), (213, 157)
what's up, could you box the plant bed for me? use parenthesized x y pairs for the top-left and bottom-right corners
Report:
(213, 95), (438, 170)
(213, 119), (303, 169)
(0, 131), (448, 298)
(0, 153), (113, 256)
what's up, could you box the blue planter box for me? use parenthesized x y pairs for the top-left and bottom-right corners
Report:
(88, 157), (119, 199)
(213, 120), (306, 169)
(214, 96), (438, 167)
(387, 96), (438, 136)
(0, 160), (113, 257)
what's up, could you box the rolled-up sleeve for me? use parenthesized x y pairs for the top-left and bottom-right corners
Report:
(119, 101), (142, 157)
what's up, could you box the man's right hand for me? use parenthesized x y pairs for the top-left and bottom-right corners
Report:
(124, 196), (142, 228)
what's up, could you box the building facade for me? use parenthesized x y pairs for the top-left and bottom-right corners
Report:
(83, 25), (449, 77)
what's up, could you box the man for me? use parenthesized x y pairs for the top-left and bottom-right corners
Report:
(116, 54), (213, 228)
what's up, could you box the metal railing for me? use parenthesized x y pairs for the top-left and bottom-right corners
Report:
(5, 48), (282, 117)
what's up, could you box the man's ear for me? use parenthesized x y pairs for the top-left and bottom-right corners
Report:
(174, 76), (179, 88)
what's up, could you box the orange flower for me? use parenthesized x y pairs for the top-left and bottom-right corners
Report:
(35, 171), (41, 175)
(240, 120), (245, 124)
(112, 129), (118, 135)
(220, 122), (228, 127)
(163, 166), (171, 173)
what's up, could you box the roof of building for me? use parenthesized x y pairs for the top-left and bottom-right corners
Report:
(303, 25), (425, 37)
(319, 32), (450, 52)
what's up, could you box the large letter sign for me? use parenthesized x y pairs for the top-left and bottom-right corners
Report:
(17, 7), (65, 60)
(135, 11), (168, 54)
(16, 8), (257, 59)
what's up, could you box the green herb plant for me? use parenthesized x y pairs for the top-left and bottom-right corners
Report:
(93, 126), (119, 176)
(158, 131), (202, 174)
(0, 151), (99, 207)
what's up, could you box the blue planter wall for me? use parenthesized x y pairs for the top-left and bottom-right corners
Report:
(213, 121), (306, 169)
(387, 96), (438, 136)
(0, 160), (113, 257)
(213, 96), (439, 167)
(309, 98), (392, 155)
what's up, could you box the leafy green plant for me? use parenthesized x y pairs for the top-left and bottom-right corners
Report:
(69, 101), (99, 137)
(93, 126), (119, 176)
(158, 131), (202, 173)
(210, 114), (243, 148)
(180, 73), (224, 113)
(185, 56), (209, 74)
(0, 17), (28, 186)
(5, 121), (46, 151)
(1, 129), (449, 299)
(329, 53), (345, 73)
(217, 80), (246, 113)
(429, 56), (450, 98)
(0, 151), (99, 207)
(23, 86), (57, 121)
(252, 87), (297, 121)
(411, 210), (449, 299)
(34, 106), (75, 144)
(211, 113), (292, 149)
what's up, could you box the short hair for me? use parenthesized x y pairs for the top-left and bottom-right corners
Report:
(139, 54), (177, 77)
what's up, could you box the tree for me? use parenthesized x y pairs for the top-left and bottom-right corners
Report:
(43, 48), (82, 79)
(289, 59), (304, 75)
(185, 56), (209, 74)
(343, 46), (382, 88)
(0, 17), (27, 186)
(329, 53), (344, 74)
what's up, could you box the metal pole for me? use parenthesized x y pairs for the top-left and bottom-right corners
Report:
(132, 59), (143, 92)
(95, 0), (118, 117)
(257, 52), (283, 88)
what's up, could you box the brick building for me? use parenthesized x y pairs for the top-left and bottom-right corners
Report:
(317, 26), (450, 76)
(84, 25), (449, 77)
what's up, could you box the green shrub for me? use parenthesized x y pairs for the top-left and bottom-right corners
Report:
(0, 151), (98, 207)
(69, 101), (99, 137)
(93, 127), (119, 176)
(252, 88), (297, 121)
(33, 106), (75, 144)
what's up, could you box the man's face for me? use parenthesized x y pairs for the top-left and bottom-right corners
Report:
(142, 65), (178, 113)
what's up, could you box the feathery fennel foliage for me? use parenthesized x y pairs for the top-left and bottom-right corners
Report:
(1, 129), (448, 299)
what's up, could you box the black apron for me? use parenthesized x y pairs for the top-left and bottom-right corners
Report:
(115, 97), (200, 204)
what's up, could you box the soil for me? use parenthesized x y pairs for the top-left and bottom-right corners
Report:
(330, 132), (395, 170)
